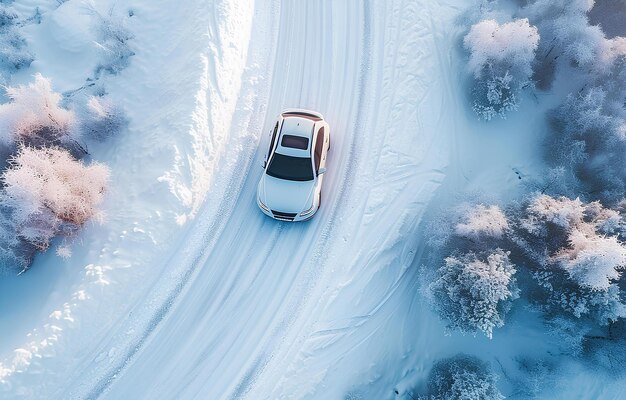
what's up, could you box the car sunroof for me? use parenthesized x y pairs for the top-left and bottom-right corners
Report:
(281, 135), (309, 150)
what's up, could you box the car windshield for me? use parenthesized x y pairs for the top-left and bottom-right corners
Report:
(266, 153), (314, 181)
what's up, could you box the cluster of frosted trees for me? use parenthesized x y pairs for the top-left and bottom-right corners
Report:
(444, 0), (626, 339)
(425, 1), (626, 397)
(426, 196), (626, 398)
(465, 0), (626, 129)
(425, 3), (626, 397)
(432, 197), (626, 338)
(0, 4), (132, 273)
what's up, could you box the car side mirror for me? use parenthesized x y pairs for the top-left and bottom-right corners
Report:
(318, 167), (326, 175)
(262, 160), (267, 169)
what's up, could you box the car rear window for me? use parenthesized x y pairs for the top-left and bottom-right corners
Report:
(281, 135), (309, 150)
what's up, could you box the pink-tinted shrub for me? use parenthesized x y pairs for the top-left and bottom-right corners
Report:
(1, 146), (109, 263)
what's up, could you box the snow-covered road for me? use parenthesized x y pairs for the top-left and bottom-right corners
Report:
(90, 1), (372, 398)
(0, 0), (463, 398)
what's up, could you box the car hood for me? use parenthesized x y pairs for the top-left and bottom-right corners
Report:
(258, 174), (316, 214)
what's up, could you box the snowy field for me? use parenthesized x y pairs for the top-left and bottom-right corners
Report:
(1, 0), (626, 399)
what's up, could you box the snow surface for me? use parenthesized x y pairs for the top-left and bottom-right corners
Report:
(2, 0), (626, 399)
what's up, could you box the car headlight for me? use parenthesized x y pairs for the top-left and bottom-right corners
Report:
(300, 202), (316, 217)
(258, 198), (270, 212)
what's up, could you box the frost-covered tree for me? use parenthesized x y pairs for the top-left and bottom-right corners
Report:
(522, 195), (626, 291)
(554, 228), (626, 291)
(431, 249), (519, 338)
(464, 18), (539, 120)
(549, 86), (626, 203)
(455, 204), (509, 241)
(426, 354), (504, 400)
(1, 146), (109, 258)
(522, 194), (586, 231)
(513, 194), (626, 324)
(523, 0), (603, 66)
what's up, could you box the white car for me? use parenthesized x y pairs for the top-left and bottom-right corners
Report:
(257, 109), (330, 221)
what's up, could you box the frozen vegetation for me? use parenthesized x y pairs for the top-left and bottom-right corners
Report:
(431, 248), (518, 338)
(422, 355), (504, 400)
(2, 147), (109, 261)
(0, 4), (33, 82)
(423, 0), (626, 397)
(0, 74), (124, 273)
(464, 18), (539, 120)
(0, 3), (128, 275)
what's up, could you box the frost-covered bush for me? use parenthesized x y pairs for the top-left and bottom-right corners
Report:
(464, 18), (539, 120)
(87, 4), (135, 76)
(0, 5), (33, 72)
(431, 249), (519, 338)
(0, 146), (109, 260)
(455, 204), (509, 241)
(426, 354), (504, 400)
(0, 74), (80, 152)
(0, 75), (126, 157)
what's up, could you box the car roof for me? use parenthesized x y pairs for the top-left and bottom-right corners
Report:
(276, 116), (315, 157)
(281, 116), (314, 139)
